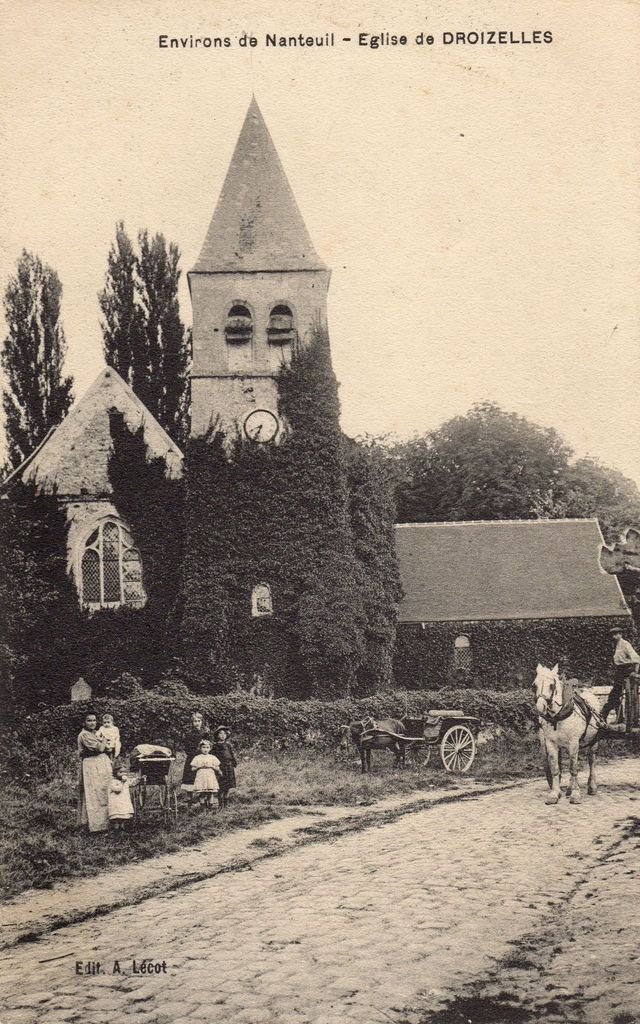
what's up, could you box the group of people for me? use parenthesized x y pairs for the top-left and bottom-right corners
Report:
(76, 709), (237, 833)
(181, 712), (238, 811)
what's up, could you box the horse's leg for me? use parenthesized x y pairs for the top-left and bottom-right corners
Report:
(393, 742), (405, 769)
(568, 739), (581, 804)
(587, 741), (598, 795)
(539, 729), (553, 789)
(545, 738), (561, 804)
(359, 745), (366, 774)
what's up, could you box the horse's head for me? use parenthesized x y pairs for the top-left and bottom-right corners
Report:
(533, 663), (562, 717)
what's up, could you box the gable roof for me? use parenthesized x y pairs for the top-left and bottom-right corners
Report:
(192, 97), (326, 274)
(4, 368), (183, 498)
(395, 519), (630, 624)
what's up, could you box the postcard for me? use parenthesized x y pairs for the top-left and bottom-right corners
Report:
(1, 2), (638, 1022)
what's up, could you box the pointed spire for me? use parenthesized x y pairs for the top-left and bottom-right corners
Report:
(193, 98), (326, 273)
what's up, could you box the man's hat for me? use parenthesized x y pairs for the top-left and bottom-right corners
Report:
(609, 626), (623, 634)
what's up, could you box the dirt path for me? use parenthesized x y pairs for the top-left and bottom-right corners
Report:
(0, 760), (637, 1024)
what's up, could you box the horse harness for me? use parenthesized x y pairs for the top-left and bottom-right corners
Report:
(537, 678), (598, 742)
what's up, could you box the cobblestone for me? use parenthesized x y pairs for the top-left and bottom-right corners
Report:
(0, 762), (637, 1023)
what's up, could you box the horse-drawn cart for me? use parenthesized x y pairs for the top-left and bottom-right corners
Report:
(350, 710), (481, 774)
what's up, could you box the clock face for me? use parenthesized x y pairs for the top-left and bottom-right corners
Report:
(243, 409), (279, 443)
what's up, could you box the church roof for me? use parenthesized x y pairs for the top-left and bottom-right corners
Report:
(395, 519), (630, 624)
(4, 368), (183, 498)
(192, 97), (326, 273)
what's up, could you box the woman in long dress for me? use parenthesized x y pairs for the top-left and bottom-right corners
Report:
(77, 712), (113, 833)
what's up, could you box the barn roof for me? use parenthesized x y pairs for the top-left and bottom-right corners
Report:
(395, 519), (630, 624)
(2, 368), (183, 498)
(192, 97), (326, 274)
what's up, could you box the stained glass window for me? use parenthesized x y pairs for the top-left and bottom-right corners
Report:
(81, 549), (100, 604)
(80, 520), (145, 610)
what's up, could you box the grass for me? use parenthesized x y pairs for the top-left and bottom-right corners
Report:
(0, 732), (558, 899)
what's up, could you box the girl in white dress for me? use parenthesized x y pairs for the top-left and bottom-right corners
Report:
(108, 766), (135, 830)
(190, 740), (221, 810)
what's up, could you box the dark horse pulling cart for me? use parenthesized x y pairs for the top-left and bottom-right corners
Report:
(346, 710), (480, 774)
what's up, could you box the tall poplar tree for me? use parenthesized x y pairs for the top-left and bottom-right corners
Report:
(2, 252), (73, 469)
(98, 224), (190, 446)
(98, 222), (146, 400)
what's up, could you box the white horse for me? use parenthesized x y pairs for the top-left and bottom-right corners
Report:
(533, 663), (602, 805)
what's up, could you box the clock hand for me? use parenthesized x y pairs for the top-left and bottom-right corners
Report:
(253, 423), (263, 439)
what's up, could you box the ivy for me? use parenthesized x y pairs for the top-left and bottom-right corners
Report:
(181, 324), (399, 697)
(0, 481), (82, 712)
(393, 617), (625, 691)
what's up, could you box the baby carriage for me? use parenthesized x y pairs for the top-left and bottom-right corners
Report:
(129, 744), (180, 826)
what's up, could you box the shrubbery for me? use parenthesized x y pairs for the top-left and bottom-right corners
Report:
(4, 683), (535, 779)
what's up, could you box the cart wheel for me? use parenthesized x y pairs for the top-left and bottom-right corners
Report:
(440, 725), (476, 773)
(159, 785), (167, 809)
(138, 776), (147, 809)
(422, 744), (432, 766)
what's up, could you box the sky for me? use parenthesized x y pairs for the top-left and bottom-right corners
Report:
(1, 0), (639, 487)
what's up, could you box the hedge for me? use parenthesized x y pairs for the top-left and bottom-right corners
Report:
(5, 687), (536, 778)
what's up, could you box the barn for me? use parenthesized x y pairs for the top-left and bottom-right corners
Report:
(393, 519), (631, 689)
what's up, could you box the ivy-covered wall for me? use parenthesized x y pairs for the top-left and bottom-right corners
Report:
(393, 616), (630, 691)
(180, 326), (401, 698)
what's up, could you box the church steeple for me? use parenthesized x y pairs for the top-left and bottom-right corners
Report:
(193, 98), (326, 274)
(189, 100), (331, 440)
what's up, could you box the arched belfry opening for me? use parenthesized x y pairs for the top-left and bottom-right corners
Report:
(225, 304), (253, 344)
(267, 304), (295, 345)
(188, 98), (331, 439)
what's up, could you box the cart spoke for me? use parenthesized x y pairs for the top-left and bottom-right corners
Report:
(440, 725), (476, 773)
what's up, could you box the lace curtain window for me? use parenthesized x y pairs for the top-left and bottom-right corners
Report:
(453, 634), (472, 674)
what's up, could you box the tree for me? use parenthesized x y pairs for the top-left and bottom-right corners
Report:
(98, 223), (146, 397)
(343, 436), (403, 694)
(562, 457), (640, 543)
(105, 408), (186, 682)
(98, 224), (190, 446)
(393, 402), (572, 523)
(2, 252), (73, 469)
(137, 230), (190, 445)
(0, 480), (81, 710)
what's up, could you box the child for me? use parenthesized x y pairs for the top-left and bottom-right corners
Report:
(190, 740), (221, 810)
(181, 711), (210, 804)
(211, 726), (237, 809)
(108, 766), (134, 830)
(97, 713), (121, 761)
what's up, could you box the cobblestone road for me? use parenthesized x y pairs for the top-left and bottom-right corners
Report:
(1, 761), (638, 1024)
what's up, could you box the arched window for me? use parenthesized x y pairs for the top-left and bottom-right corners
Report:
(267, 304), (295, 345)
(80, 520), (145, 609)
(225, 304), (253, 344)
(453, 634), (472, 673)
(251, 582), (273, 618)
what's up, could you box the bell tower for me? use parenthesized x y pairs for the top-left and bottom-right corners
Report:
(188, 98), (331, 442)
